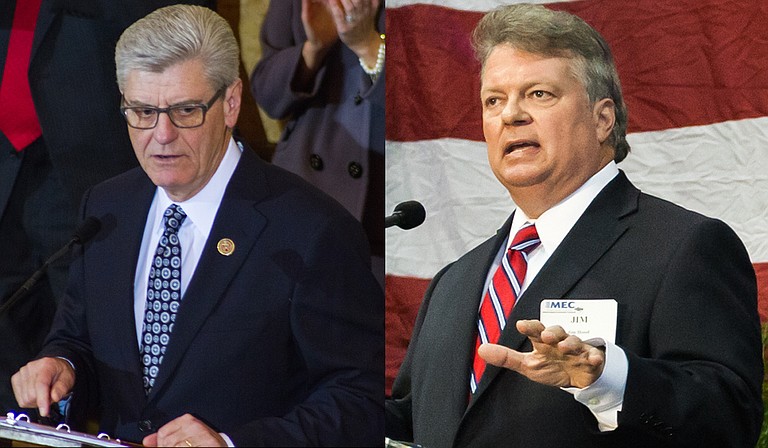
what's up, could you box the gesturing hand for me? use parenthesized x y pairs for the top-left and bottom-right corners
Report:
(478, 319), (606, 389)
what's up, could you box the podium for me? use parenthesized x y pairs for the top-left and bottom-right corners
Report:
(0, 413), (130, 447)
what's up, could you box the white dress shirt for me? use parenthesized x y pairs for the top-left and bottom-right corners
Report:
(133, 138), (242, 344)
(482, 161), (628, 431)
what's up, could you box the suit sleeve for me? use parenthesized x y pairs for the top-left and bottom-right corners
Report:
(615, 218), (763, 447)
(36, 189), (99, 427)
(228, 208), (384, 446)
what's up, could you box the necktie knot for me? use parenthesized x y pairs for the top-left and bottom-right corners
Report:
(509, 223), (540, 255)
(163, 204), (187, 234)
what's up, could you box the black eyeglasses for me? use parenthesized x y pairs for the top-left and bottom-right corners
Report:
(120, 88), (225, 129)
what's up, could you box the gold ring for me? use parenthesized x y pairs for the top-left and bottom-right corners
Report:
(184, 440), (193, 447)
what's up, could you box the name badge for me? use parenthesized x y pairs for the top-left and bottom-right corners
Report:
(539, 299), (617, 343)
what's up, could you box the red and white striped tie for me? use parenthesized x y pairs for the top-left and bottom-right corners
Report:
(470, 223), (540, 394)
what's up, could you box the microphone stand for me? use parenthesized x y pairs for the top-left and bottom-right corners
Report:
(0, 216), (100, 316)
(0, 241), (76, 317)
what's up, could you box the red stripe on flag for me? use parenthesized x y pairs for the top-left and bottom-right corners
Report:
(386, 1), (768, 143)
(385, 5), (484, 143)
(753, 263), (768, 323)
(385, 274), (431, 395)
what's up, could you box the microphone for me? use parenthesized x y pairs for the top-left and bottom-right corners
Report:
(0, 217), (101, 316)
(385, 200), (426, 230)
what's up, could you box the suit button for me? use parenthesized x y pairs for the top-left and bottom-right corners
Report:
(354, 93), (363, 105)
(347, 161), (363, 179)
(138, 419), (153, 433)
(309, 154), (324, 171)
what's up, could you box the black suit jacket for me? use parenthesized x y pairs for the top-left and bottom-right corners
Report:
(0, 0), (215, 412)
(40, 147), (384, 446)
(386, 171), (763, 448)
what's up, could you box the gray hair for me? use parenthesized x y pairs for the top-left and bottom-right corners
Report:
(115, 5), (240, 94)
(472, 4), (630, 162)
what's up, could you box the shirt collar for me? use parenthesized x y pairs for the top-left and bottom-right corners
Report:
(154, 137), (242, 234)
(509, 161), (620, 252)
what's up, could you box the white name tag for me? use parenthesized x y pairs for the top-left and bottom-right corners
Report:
(539, 299), (617, 344)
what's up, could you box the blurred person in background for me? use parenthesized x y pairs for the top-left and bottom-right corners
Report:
(251, 0), (385, 285)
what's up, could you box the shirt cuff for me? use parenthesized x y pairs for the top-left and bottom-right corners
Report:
(220, 432), (235, 447)
(55, 356), (76, 372)
(561, 340), (628, 431)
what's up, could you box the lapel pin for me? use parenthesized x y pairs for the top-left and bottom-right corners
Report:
(217, 238), (235, 256)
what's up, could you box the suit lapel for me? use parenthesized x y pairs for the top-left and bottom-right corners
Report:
(451, 215), (511, 412)
(86, 170), (156, 400)
(469, 171), (639, 405)
(427, 220), (510, 422)
(147, 149), (269, 400)
(31, 0), (56, 63)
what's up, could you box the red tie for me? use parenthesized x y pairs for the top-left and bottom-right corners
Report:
(470, 223), (540, 394)
(0, 0), (43, 151)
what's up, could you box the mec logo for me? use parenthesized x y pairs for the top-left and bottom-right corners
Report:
(543, 301), (576, 309)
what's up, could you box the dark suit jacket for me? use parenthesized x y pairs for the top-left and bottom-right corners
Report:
(386, 171), (763, 448)
(40, 147), (384, 446)
(0, 0), (213, 412)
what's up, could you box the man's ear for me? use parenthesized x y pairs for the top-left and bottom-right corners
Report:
(223, 79), (242, 129)
(593, 98), (616, 144)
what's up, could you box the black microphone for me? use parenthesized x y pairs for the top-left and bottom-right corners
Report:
(385, 200), (426, 230)
(0, 217), (101, 316)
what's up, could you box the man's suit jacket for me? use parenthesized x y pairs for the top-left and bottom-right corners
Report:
(40, 147), (384, 446)
(0, 0), (213, 412)
(386, 171), (763, 448)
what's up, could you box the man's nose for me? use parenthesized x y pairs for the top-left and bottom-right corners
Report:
(501, 100), (532, 126)
(153, 112), (179, 144)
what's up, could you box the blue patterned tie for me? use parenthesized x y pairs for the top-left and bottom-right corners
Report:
(141, 204), (186, 395)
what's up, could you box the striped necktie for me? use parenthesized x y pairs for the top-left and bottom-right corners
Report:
(470, 223), (540, 394)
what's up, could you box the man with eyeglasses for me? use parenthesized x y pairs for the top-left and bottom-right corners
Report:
(0, 0), (215, 416)
(10, 5), (383, 447)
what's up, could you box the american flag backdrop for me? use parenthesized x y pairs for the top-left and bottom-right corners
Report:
(384, 0), (768, 393)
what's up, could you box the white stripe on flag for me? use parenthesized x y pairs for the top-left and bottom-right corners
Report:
(386, 117), (768, 278)
(623, 116), (768, 264)
(386, 138), (514, 278)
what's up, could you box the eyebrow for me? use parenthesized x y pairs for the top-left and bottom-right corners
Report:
(122, 97), (206, 107)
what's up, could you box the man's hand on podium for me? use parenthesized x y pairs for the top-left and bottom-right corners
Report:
(142, 414), (226, 447)
(11, 357), (75, 418)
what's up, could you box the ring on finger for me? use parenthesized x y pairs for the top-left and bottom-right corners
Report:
(345, 13), (355, 23)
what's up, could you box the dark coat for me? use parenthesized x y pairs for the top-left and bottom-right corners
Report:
(41, 147), (384, 446)
(387, 171), (763, 448)
(251, 0), (385, 255)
